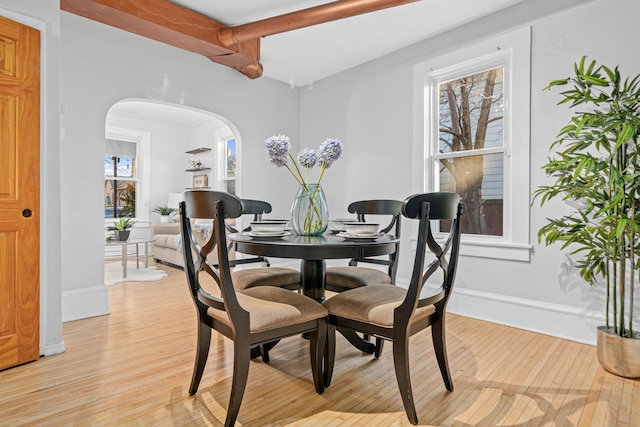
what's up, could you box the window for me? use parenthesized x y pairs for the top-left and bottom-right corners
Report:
(414, 27), (531, 260)
(104, 127), (150, 222)
(435, 64), (505, 236)
(217, 127), (237, 195)
(104, 139), (138, 218)
(225, 137), (237, 195)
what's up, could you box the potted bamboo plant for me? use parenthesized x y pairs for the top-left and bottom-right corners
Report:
(534, 57), (640, 378)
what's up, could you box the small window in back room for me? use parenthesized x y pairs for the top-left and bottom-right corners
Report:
(105, 139), (138, 218)
(224, 137), (237, 195)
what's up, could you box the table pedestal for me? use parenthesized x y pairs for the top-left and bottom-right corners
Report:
(301, 259), (326, 302)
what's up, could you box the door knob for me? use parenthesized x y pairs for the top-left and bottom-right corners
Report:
(22, 209), (33, 218)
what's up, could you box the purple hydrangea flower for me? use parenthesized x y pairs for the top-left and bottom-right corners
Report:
(317, 138), (343, 167)
(264, 134), (291, 167)
(297, 148), (317, 168)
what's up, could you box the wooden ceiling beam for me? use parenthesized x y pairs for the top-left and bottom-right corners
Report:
(61, 0), (419, 80)
(218, 0), (419, 47)
(60, 0), (263, 78)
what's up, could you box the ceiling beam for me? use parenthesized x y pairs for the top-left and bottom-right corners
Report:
(60, 0), (263, 78)
(61, 0), (419, 80)
(218, 0), (419, 47)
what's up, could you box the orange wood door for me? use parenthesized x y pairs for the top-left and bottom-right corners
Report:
(0, 15), (41, 370)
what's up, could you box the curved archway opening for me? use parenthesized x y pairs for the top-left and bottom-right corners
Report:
(104, 99), (241, 228)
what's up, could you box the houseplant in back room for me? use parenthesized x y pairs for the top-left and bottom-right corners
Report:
(264, 134), (343, 235)
(534, 57), (640, 378)
(153, 205), (175, 223)
(107, 217), (137, 242)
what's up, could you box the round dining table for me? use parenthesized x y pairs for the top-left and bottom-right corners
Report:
(227, 231), (399, 302)
(228, 231), (399, 354)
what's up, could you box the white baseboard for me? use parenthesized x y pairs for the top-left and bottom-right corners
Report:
(263, 260), (604, 345)
(43, 341), (66, 356)
(62, 285), (110, 322)
(439, 286), (602, 346)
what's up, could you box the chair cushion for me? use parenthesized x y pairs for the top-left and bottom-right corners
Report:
(207, 286), (327, 333)
(232, 267), (300, 290)
(325, 266), (391, 289)
(323, 285), (436, 328)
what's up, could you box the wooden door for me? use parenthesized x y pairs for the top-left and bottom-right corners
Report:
(0, 15), (41, 370)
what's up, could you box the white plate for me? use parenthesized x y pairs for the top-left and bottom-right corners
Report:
(337, 232), (384, 241)
(248, 229), (287, 236)
(242, 231), (291, 239)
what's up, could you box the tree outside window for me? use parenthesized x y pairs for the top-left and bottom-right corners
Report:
(435, 66), (505, 236)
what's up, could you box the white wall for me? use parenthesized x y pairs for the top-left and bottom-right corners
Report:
(299, 0), (639, 344)
(58, 11), (301, 324)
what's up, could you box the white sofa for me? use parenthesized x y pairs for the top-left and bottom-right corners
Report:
(152, 221), (234, 268)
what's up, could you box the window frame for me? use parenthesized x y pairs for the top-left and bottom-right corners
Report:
(104, 127), (150, 225)
(216, 128), (237, 195)
(413, 27), (532, 261)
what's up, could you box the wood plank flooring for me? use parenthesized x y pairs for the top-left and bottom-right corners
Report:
(0, 263), (638, 426)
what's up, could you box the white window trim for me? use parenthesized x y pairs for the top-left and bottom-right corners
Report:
(104, 126), (151, 223)
(413, 27), (532, 261)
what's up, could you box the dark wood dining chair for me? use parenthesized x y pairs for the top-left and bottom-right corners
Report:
(229, 198), (275, 268)
(323, 192), (462, 425)
(220, 195), (301, 291)
(325, 199), (403, 292)
(180, 190), (327, 427)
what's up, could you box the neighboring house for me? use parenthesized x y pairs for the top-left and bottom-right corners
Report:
(0, 0), (635, 358)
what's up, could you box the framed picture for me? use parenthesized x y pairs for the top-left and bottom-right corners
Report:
(192, 174), (209, 188)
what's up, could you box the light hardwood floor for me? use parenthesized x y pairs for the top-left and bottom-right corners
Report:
(1, 263), (638, 426)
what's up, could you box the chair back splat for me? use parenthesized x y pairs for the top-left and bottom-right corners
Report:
(325, 199), (403, 292)
(180, 190), (327, 427)
(218, 195), (300, 291)
(323, 192), (462, 425)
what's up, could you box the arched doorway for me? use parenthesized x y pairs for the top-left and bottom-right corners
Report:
(105, 99), (241, 226)
(103, 100), (241, 276)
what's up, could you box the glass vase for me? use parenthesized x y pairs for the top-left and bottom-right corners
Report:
(291, 184), (329, 236)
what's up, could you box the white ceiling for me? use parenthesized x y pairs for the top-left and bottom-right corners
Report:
(169, 0), (524, 87)
(108, 0), (586, 124)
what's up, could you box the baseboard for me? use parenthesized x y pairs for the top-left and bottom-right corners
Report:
(435, 285), (602, 346)
(271, 260), (602, 345)
(62, 285), (110, 322)
(43, 341), (66, 356)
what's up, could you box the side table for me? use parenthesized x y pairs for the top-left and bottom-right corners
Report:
(105, 238), (155, 279)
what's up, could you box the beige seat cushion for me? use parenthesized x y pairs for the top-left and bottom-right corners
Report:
(207, 286), (327, 333)
(323, 285), (435, 328)
(232, 267), (300, 290)
(325, 266), (391, 289)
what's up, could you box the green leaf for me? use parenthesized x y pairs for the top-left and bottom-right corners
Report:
(615, 219), (628, 238)
(546, 79), (569, 89)
(582, 75), (609, 86)
(602, 65), (616, 82)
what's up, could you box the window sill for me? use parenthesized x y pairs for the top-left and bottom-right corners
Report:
(410, 236), (532, 262)
(459, 238), (532, 261)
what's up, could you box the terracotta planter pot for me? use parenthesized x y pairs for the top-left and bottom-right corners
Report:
(596, 326), (640, 379)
